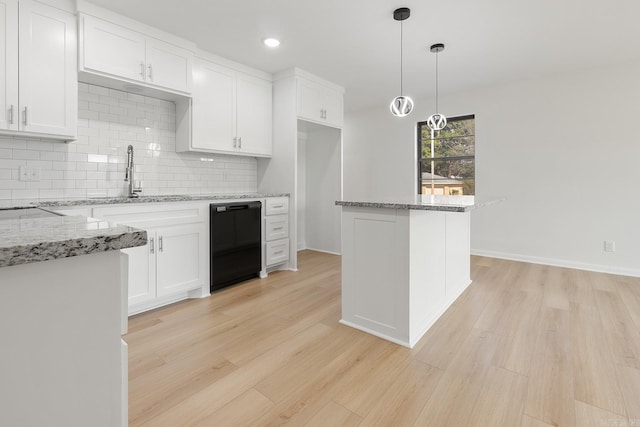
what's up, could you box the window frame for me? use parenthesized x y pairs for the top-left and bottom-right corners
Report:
(416, 114), (476, 195)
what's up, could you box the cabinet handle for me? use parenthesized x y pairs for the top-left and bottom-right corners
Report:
(238, 137), (242, 149)
(8, 105), (14, 124)
(274, 250), (284, 255)
(148, 64), (153, 81)
(23, 107), (27, 125)
(140, 61), (145, 79)
(159, 236), (163, 252)
(149, 237), (155, 254)
(273, 227), (284, 230)
(272, 205), (283, 209)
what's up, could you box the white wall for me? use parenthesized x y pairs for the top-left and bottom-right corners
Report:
(344, 60), (640, 276)
(296, 133), (307, 250)
(303, 125), (342, 254)
(0, 83), (257, 201)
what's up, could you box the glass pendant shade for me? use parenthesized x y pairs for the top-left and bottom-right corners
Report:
(390, 7), (412, 117)
(427, 113), (447, 131)
(390, 95), (414, 117)
(427, 43), (447, 131)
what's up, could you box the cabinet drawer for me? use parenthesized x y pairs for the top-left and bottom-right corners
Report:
(265, 215), (288, 241)
(265, 197), (289, 215)
(266, 239), (289, 266)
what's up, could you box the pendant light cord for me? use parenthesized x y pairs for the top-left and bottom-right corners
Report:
(400, 20), (404, 96)
(435, 49), (439, 112)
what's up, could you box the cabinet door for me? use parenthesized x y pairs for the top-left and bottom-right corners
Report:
(191, 59), (236, 152)
(123, 231), (156, 307)
(18, 1), (76, 137)
(81, 15), (146, 83)
(145, 37), (193, 94)
(297, 78), (323, 122)
(236, 73), (272, 157)
(0, 0), (18, 132)
(156, 224), (203, 297)
(322, 87), (344, 128)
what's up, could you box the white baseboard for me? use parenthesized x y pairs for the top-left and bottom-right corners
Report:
(339, 319), (411, 348)
(471, 248), (640, 278)
(298, 247), (342, 256)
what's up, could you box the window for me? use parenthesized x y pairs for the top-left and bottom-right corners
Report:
(417, 114), (475, 195)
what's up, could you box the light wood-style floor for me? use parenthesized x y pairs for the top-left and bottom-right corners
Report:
(126, 250), (640, 426)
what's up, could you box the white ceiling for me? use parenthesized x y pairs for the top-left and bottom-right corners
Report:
(87, 0), (640, 113)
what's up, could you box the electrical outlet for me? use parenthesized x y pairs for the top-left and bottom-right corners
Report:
(18, 166), (41, 182)
(604, 241), (616, 252)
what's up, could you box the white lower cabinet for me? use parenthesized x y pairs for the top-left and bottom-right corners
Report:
(266, 239), (289, 266)
(92, 203), (207, 314)
(121, 235), (154, 306)
(265, 215), (288, 241)
(155, 224), (202, 297)
(264, 197), (290, 267)
(124, 224), (202, 307)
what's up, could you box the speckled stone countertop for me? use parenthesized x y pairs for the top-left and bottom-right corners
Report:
(0, 193), (288, 268)
(0, 213), (147, 268)
(37, 193), (290, 208)
(336, 195), (504, 212)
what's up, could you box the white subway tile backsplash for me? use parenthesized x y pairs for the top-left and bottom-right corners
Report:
(0, 83), (258, 201)
(11, 189), (39, 199)
(26, 141), (54, 151)
(13, 150), (40, 160)
(0, 160), (24, 170)
(40, 151), (66, 161)
(63, 171), (87, 180)
(38, 189), (64, 199)
(89, 85), (109, 95)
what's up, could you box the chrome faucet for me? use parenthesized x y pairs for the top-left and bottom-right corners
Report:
(124, 145), (142, 198)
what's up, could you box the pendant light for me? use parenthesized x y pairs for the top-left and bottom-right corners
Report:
(390, 7), (413, 117)
(426, 43), (447, 131)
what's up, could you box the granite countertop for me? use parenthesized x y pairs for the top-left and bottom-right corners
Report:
(0, 192), (288, 268)
(37, 193), (290, 208)
(0, 213), (147, 268)
(336, 195), (504, 212)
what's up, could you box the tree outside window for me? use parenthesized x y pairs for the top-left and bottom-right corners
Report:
(417, 115), (475, 195)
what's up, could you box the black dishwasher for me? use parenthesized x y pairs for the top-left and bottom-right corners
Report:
(210, 201), (262, 292)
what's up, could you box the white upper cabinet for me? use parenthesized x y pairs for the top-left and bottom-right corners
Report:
(0, 0), (19, 132)
(79, 14), (193, 95)
(1, 0), (76, 140)
(236, 73), (272, 156)
(145, 37), (192, 94)
(190, 60), (236, 152)
(177, 57), (272, 158)
(297, 76), (344, 129)
(81, 15), (146, 82)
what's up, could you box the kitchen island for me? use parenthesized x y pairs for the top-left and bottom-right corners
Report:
(0, 209), (146, 427)
(336, 195), (499, 348)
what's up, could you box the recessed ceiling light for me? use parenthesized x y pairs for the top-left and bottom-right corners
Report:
(263, 38), (280, 48)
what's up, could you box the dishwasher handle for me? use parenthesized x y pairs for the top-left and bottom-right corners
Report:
(228, 204), (251, 211)
(211, 201), (262, 213)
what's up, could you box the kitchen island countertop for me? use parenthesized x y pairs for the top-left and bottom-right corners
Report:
(0, 213), (147, 268)
(336, 195), (503, 212)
